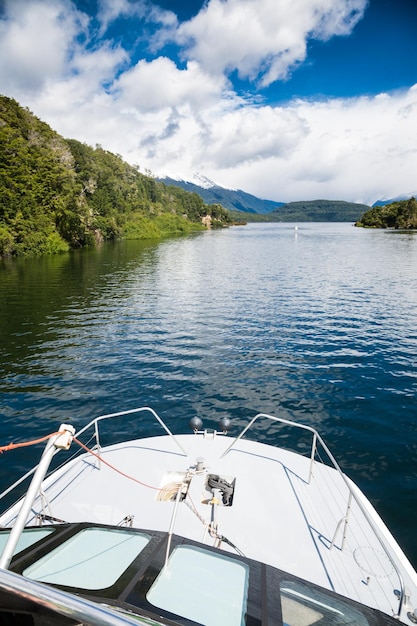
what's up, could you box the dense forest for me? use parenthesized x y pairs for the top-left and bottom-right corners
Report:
(0, 96), (233, 257)
(355, 197), (417, 229)
(158, 178), (372, 221)
(270, 199), (370, 222)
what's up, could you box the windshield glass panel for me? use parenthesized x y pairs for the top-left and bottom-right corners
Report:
(0, 527), (54, 557)
(147, 545), (249, 625)
(280, 580), (370, 626)
(24, 527), (150, 589)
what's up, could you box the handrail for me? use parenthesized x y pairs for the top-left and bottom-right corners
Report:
(74, 406), (188, 456)
(0, 426), (75, 570)
(0, 408), (407, 618)
(221, 412), (318, 461)
(221, 413), (406, 619)
(0, 567), (161, 625)
(0, 407), (188, 523)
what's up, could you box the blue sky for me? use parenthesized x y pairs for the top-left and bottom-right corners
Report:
(269, 0), (417, 101)
(1, 0), (416, 204)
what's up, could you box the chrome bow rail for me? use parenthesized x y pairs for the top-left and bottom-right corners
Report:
(0, 407), (408, 619)
(222, 412), (406, 619)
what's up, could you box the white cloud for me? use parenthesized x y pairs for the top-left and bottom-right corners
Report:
(217, 87), (417, 203)
(175, 0), (367, 86)
(96, 0), (177, 36)
(0, 0), (86, 94)
(191, 105), (308, 168)
(97, 0), (135, 29)
(113, 57), (229, 112)
(0, 0), (415, 205)
(89, 85), (416, 207)
(312, 0), (367, 39)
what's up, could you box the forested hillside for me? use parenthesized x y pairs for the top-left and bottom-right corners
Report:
(270, 199), (370, 222)
(0, 96), (232, 257)
(355, 197), (417, 228)
(157, 176), (283, 214)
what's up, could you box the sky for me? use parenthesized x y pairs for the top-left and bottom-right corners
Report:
(0, 0), (416, 205)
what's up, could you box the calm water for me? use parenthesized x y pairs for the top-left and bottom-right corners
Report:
(1, 222), (417, 565)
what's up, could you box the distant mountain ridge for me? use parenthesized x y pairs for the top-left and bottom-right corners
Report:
(372, 193), (417, 207)
(157, 175), (283, 214)
(271, 199), (370, 222)
(159, 176), (370, 221)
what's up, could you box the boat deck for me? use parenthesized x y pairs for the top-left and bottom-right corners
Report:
(1, 431), (416, 622)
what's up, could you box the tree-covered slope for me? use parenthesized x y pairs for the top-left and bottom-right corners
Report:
(355, 197), (417, 228)
(157, 176), (283, 214)
(0, 96), (232, 257)
(270, 199), (370, 222)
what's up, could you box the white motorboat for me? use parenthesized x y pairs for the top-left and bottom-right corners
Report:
(0, 407), (416, 625)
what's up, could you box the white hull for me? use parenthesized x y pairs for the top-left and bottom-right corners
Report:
(0, 408), (416, 625)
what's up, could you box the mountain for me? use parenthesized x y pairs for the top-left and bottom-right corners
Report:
(372, 193), (417, 207)
(158, 176), (371, 221)
(271, 199), (370, 222)
(157, 175), (284, 214)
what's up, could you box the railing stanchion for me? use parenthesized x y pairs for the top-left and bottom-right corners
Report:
(220, 412), (406, 617)
(308, 432), (317, 484)
(94, 420), (101, 468)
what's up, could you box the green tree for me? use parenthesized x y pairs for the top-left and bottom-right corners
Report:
(0, 96), (233, 257)
(356, 198), (417, 229)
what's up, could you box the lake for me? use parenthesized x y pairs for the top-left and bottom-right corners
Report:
(0, 222), (416, 566)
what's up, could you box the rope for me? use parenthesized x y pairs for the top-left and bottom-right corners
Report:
(184, 494), (208, 527)
(0, 430), (245, 556)
(0, 431), (65, 454)
(73, 437), (162, 491)
(72, 438), (234, 547)
(0, 430), (176, 494)
(73, 438), (224, 544)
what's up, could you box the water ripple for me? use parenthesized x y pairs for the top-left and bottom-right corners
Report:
(1, 224), (417, 563)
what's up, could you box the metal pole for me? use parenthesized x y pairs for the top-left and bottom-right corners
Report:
(164, 484), (184, 567)
(0, 567), (145, 626)
(308, 432), (317, 484)
(0, 425), (75, 570)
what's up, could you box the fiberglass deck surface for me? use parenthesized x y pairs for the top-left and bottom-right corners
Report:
(2, 433), (415, 619)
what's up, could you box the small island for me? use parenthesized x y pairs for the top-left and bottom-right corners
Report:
(355, 197), (417, 229)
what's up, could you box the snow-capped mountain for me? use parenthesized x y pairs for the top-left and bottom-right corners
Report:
(190, 173), (219, 190)
(157, 174), (282, 214)
(372, 192), (417, 207)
